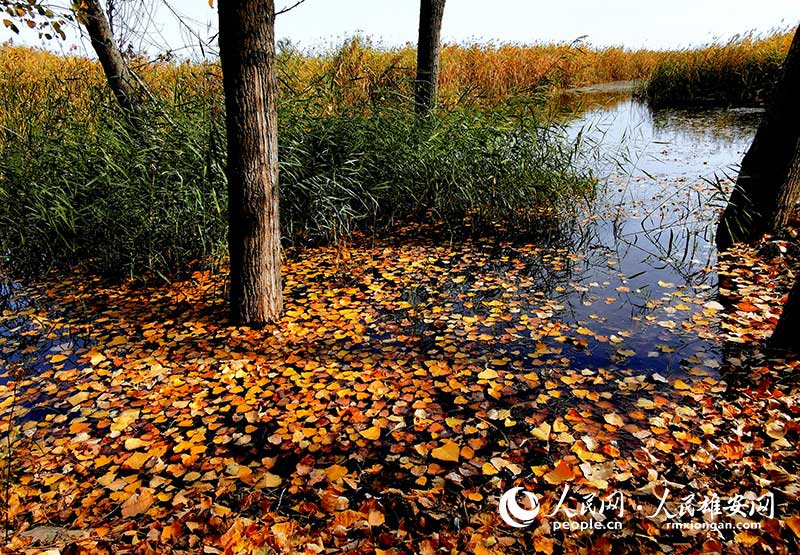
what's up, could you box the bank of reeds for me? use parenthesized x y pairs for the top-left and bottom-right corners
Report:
(0, 29), (793, 279)
(0, 43), (594, 279)
(642, 30), (794, 108)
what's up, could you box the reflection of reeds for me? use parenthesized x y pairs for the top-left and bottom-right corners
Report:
(643, 30), (794, 108)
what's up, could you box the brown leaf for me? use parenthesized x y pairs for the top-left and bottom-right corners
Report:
(121, 488), (154, 518)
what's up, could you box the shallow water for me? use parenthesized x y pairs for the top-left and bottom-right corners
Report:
(550, 96), (760, 373)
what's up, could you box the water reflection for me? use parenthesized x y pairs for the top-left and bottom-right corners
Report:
(554, 96), (759, 373)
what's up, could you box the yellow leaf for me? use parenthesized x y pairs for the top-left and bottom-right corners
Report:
(531, 421), (551, 441)
(673, 379), (692, 390)
(533, 536), (554, 555)
(445, 417), (464, 429)
(262, 473), (282, 488)
(482, 462), (499, 475)
(359, 426), (381, 440)
(87, 350), (105, 365)
(477, 368), (498, 380)
(431, 440), (460, 462)
(123, 451), (151, 470)
(111, 409), (140, 433)
(603, 413), (624, 427)
(124, 438), (149, 450)
(326, 464), (348, 482)
(67, 391), (89, 406)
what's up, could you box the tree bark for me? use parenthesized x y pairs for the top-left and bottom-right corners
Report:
(415, 0), (446, 115)
(773, 140), (800, 230)
(77, 0), (139, 113)
(219, 0), (283, 324)
(717, 25), (800, 250)
(770, 277), (800, 351)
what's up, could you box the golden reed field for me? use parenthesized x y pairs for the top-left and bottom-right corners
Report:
(0, 29), (794, 118)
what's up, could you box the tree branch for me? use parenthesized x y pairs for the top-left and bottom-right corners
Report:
(276, 0), (309, 16)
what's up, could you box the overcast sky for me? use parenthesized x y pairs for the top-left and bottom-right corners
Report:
(2, 0), (798, 57)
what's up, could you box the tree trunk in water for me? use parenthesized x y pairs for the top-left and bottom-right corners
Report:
(770, 278), (800, 351)
(717, 25), (800, 250)
(415, 0), (446, 115)
(77, 0), (139, 113)
(219, 0), (283, 324)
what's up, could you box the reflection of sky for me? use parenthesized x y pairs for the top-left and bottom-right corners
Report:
(553, 97), (759, 373)
(569, 99), (760, 180)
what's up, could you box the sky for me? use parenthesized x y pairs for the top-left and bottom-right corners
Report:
(1, 0), (799, 57)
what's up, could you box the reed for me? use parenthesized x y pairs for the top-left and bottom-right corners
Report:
(0, 43), (593, 280)
(643, 30), (794, 107)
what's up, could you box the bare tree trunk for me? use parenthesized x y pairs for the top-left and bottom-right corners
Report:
(77, 0), (139, 113)
(770, 277), (800, 351)
(219, 0), (283, 324)
(717, 25), (800, 250)
(415, 0), (446, 115)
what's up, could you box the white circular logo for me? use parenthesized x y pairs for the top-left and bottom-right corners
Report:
(499, 487), (540, 528)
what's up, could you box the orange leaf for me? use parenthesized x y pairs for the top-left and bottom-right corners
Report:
(431, 440), (460, 462)
(787, 515), (800, 539)
(544, 460), (574, 485)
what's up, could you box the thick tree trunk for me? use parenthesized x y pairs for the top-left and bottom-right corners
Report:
(78, 0), (139, 113)
(773, 141), (800, 229)
(717, 25), (800, 250)
(219, 0), (283, 324)
(415, 0), (446, 115)
(770, 278), (800, 351)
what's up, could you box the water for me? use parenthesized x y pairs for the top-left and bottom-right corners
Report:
(548, 96), (760, 373)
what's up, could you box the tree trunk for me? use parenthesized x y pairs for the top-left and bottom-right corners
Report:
(770, 277), (800, 351)
(415, 0), (446, 115)
(773, 140), (800, 229)
(77, 0), (139, 113)
(717, 25), (800, 250)
(219, 0), (283, 324)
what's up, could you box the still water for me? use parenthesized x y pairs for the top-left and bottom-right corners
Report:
(553, 96), (760, 373)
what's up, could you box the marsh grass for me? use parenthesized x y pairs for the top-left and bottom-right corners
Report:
(0, 29), (790, 279)
(0, 45), (593, 279)
(643, 30), (794, 108)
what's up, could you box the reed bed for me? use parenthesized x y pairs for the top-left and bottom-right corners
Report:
(0, 43), (594, 280)
(0, 29), (792, 279)
(643, 30), (794, 107)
